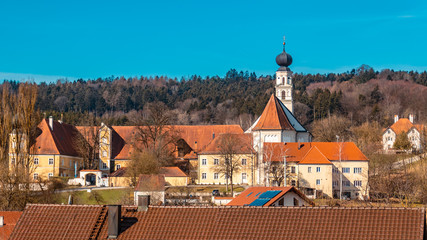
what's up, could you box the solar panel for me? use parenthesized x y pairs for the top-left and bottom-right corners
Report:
(258, 190), (281, 199)
(254, 192), (261, 197)
(248, 198), (271, 206)
(246, 192), (253, 197)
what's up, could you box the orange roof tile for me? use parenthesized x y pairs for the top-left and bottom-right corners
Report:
(32, 119), (81, 156)
(389, 118), (415, 134)
(253, 94), (306, 131)
(134, 174), (166, 191)
(160, 167), (188, 177)
(199, 133), (255, 154)
(264, 142), (368, 163)
(0, 211), (22, 240)
(298, 146), (331, 164)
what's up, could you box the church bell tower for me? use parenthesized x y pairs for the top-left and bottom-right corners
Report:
(275, 36), (293, 113)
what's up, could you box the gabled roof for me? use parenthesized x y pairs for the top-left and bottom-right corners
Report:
(385, 118), (425, 134)
(227, 186), (313, 206)
(32, 119), (81, 156)
(263, 142), (368, 163)
(109, 125), (244, 160)
(10, 204), (426, 240)
(0, 211), (22, 240)
(134, 174), (165, 192)
(199, 133), (255, 155)
(253, 94), (306, 132)
(298, 146), (331, 164)
(160, 167), (188, 177)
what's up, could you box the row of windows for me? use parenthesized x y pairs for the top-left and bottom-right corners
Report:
(332, 180), (363, 187)
(33, 172), (53, 180)
(332, 167), (363, 174)
(307, 167), (321, 173)
(201, 158), (247, 166)
(201, 172), (247, 181)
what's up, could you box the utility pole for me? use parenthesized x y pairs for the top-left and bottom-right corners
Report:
(283, 155), (287, 186)
(336, 135), (342, 200)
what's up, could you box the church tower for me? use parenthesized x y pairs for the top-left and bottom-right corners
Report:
(275, 37), (293, 113)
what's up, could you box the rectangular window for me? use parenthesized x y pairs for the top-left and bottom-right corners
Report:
(354, 180), (362, 187)
(343, 180), (350, 187)
(11, 158), (15, 165)
(214, 173), (219, 179)
(316, 179), (321, 185)
(354, 167), (362, 174)
(316, 167), (321, 173)
(202, 159), (207, 166)
(308, 167), (311, 173)
(241, 158), (247, 165)
(333, 180), (338, 187)
(48, 173), (53, 179)
(291, 180), (296, 186)
(102, 162), (107, 169)
(202, 173), (207, 179)
(61, 159), (64, 166)
(242, 173), (247, 183)
(291, 166), (296, 173)
(214, 158), (219, 165)
(116, 164), (121, 170)
(48, 158), (54, 165)
(33, 173), (38, 180)
(342, 167), (350, 173)
(34, 158), (39, 165)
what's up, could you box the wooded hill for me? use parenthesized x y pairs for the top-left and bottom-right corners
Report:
(2, 65), (426, 131)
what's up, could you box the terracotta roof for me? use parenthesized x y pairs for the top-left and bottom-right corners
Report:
(110, 125), (244, 160)
(109, 167), (127, 177)
(32, 119), (81, 156)
(10, 205), (426, 240)
(0, 211), (22, 240)
(199, 133), (255, 154)
(253, 94), (306, 131)
(227, 186), (313, 206)
(134, 174), (165, 192)
(386, 118), (425, 134)
(9, 204), (107, 240)
(159, 167), (188, 177)
(264, 142), (368, 163)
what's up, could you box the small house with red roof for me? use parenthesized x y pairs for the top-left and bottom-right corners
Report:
(383, 114), (425, 152)
(227, 186), (313, 207)
(0, 211), (22, 240)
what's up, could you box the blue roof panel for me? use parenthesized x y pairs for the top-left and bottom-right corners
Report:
(248, 198), (271, 206)
(258, 190), (281, 199)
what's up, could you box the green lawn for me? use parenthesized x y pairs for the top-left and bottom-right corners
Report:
(54, 188), (134, 205)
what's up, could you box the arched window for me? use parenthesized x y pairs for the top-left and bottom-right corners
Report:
(281, 90), (286, 100)
(287, 77), (291, 85)
(282, 77), (285, 85)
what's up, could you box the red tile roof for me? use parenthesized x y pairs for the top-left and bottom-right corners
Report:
(10, 205), (426, 240)
(199, 133), (255, 154)
(227, 186), (313, 206)
(134, 174), (166, 191)
(0, 211), (22, 240)
(160, 167), (188, 177)
(110, 125), (244, 160)
(253, 94), (306, 131)
(264, 142), (368, 164)
(33, 119), (81, 156)
(387, 118), (425, 134)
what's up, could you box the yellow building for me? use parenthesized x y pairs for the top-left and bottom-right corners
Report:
(197, 133), (257, 185)
(9, 117), (83, 181)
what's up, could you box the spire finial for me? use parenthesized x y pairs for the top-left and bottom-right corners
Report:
(283, 35), (286, 45)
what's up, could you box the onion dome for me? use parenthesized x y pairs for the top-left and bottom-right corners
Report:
(275, 36), (292, 71)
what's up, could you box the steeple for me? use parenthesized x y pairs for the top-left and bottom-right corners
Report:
(275, 36), (293, 113)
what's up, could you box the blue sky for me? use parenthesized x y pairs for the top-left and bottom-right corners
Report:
(1, 0), (426, 82)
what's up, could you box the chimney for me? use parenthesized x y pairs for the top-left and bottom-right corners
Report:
(138, 195), (150, 212)
(409, 114), (414, 123)
(108, 205), (121, 239)
(49, 116), (54, 130)
(59, 113), (63, 124)
(394, 115), (399, 123)
(0, 216), (3, 227)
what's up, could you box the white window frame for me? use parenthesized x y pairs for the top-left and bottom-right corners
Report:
(34, 158), (39, 165)
(316, 179), (321, 185)
(116, 164), (121, 170)
(241, 158), (247, 166)
(214, 173), (219, 179)
(354, 180), (362, 187)
(308, 167), (311, 173)
(201, 158), (207, 166)
(213, 158), (219, 165)
(291, 166), (296, 173)
(316, 167), (321, 173)
(202, 172), (207, 179)
(33, 173), (39, 180)
(102, 162), (107, 169)
(242, 173), (247, 183)
(354, 167), (362, 174)
(48, 158), (54, 165)
(342, 167), (350, 173)
(48, 173), (53, 179)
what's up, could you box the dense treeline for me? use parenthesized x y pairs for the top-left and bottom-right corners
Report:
(1, 65), (426, 130)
